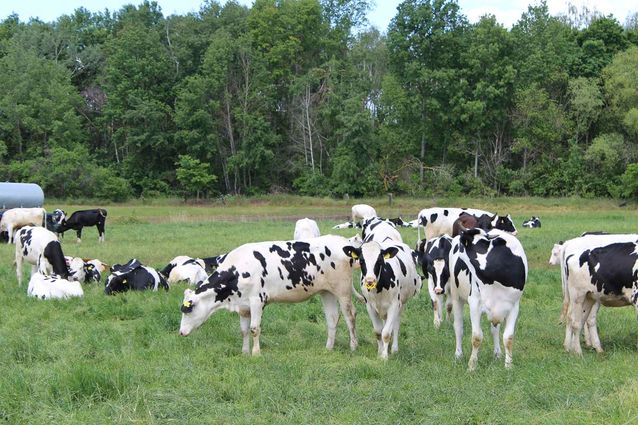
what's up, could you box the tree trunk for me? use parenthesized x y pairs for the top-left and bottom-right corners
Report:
(474, 141), (479, 179)
(420, 134), (426, 184)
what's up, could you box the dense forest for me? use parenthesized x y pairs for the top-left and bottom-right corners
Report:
(0, 0), (637, 201)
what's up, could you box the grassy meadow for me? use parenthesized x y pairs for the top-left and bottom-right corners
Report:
(1, 196), (638, 424)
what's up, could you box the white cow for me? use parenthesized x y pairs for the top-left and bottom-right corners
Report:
(28, 272), (84, 299)
(159, 256), (209, 286)
(449, 228), (527, 370)
(1, 207), (46, 243)
(343, 239), (421, 359)
(351, 204), (377, 222)
(15, 226), (72, 286)
(293, 218), (321, 240)
(179, 235), (359, 355)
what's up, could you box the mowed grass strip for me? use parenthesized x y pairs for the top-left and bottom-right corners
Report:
(0, 197), (637, 424)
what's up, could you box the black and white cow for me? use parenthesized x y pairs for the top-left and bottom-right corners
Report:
(45, 209), (66, 236)
(60, 208), (107, 243)
(343, 239), (421, 359)
(334, 217), (403, 244)
(179, 235), (359, 355)
(415, 235), (453, 329)
(65, 256), (102, 283)
(522, 216), (541, 228)
(15, 226), (72, 286)
(408, 207), (517, 240)
(560, 234), (638, 354)
(105, 259), (169, 294)
(294, 218), (321, 240)
(27, 272), (84, 299)
(160, 256), (209, 286)
(449, 228), (527, 370)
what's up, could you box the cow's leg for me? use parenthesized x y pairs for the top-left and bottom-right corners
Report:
(239, 309), (251, 354)
(97, 222), (105, 242)
(445, 295), (453, 321)
(586, 301), (603, 353)
(568, 293), (586, 355)
(580, 297), (595, 349)
(380, 303), (400, 360)
(503, 301), (520, 369)
(337, 296), (358, 351)
(76, 228), (82, 244)
(451, 297), (464, 360)
(390, 305), (404, 354)
(7, 226), (13, 244)
(15, 250), (23, 286)
(433, 293), (444, 329)
(491, 323), (501, 359)
(320, 292), (340, 351)
(249, 297), (264, 356)
(366, 303), (384, 356)
(467, 296), (483, 371)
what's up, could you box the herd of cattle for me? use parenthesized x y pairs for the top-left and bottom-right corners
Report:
(1, 202), (636, 370)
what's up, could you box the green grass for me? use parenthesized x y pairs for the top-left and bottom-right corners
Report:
(1, 197), (638, 424)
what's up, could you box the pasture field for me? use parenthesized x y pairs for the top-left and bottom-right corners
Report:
(1, 196), (638, 424)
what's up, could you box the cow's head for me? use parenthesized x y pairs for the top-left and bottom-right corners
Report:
(104, 274), (129, 295)
(493, 214), (517, 235)
(83, 262), (101, 282)
(549, 242), (564, 265)
(420, 236), (453, 295)
(343, 241), (399, 291)
(179, 288), (212, 336)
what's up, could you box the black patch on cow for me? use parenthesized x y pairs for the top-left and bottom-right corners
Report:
(320, 253), (325, 261)
(430, 213), (438, 224)
(43, 241), (70, 279)
(580, 243), (638, 295)
(159, 262), (176, 278)
(195, 266), (240, 303)
(279, 241), (317, 289)
(330, 261), (336, 269)
(278, 267), (284, 280)
(444, 210), (449, 216)
(270, 244), (291, 258)
(254, 251), (268, 277)
(398, 257), (407, 276)
(242, 272), (251, 278)
(324, 246), (332, 257)
(202, 254), (227, 273)
(453, 258), (471, 289)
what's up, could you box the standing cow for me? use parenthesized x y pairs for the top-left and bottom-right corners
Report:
(179, 235), (359, 355)
(409, 207), (517, 240)
(415, 235), (453, 329)
(14, 226), (72, 286)
(449, 228), (527, 370)
(0, 207), (46, 243)
(60, 208), (107, 243)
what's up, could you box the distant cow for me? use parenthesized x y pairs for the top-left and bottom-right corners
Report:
(28, 272), (84, 300)
(0, 207), (46, 243)
(343, 239), (421, 359)
(105, 259), (169, 294)
(408, 207), (517, 240)
(160, 256), (208, 286)
(351, 204), (377, 222)
(60, 208), (107, 243)
(15, 226), (72, 286)
(415, 235), (453, 329)
(449, 228), (527, 370)
(522, 216), (541, 228)
(179, 235), (359, 355)
(294, 218), (321, 240)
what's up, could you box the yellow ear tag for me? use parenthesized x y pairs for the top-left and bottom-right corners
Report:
(123, 279), (127, 283)
(383, 253), (392, 260)
(351, 252), (359, 259)
(364, 281), (376, 290)
(183, 300), (192, 308)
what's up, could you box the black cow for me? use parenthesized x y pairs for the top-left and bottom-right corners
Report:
(60, 208), (107, 243)
(105, 259), (168, 294)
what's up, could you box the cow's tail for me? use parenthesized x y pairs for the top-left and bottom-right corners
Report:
(559, 251), (569, 324)
(351, 282), (365, 302)
(41, 208), (47, 227)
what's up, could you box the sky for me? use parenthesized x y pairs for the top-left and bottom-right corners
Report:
(0, 0), (635, 30)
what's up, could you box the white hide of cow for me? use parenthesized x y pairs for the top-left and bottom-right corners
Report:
(449, 229), (528, 370)
(27, 272), (84, 299)
(161, 255), (209, 286)
(560, 234), (638, 355)
(343, 240), (421, 359)
(408, 207), (517, 240)
(360, 217), (403, 244)
(293, 218), (321, 240)
(1, 207), (46, 243)
(179, 235), (359, 355)
(351, 204), (377, 222)
(15, 226), (71, 286)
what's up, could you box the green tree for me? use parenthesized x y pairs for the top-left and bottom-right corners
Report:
(175, 155), (217, 200)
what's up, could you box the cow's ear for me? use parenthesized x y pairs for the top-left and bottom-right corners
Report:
(343, 246), (360, 259)
(181, 299), (194, 313)
(382, 246), (399, 260)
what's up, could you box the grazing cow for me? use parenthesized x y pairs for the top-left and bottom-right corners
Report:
(179, 235), (359, 355)
(408, 208), (517, 240)
(15, 226), (72, 286)
(105, 259), (169, 294)
(0, 207), (46, 243)
(45, 209), (66, 236)
(522, 216), (541, 228)
(160, 256), (209, 286)
(560, 234), (638, 354)
(294, 218), (321, 240)
(343, 239), (421, 359)
(351, 204), (377, 222)
(60, 208), (107, 243)
(27, 272), (84, 299)
(449, 228), (527, 370)
(415, 235), (454, 329)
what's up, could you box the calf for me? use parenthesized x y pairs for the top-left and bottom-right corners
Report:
(449, 228), (527, 370)
(351, 204), (377, 222)
(343, 240), (421, 359)
(105, 259), (169, 294)
(294, 218), (321, 240)
(415, 235), (453, 329)
(65, 256), (103, 283)
(160, 256), (208, 286)
(409, 207), (517, 240)
(522, 216), (541, 228)
(561, 234), (638, 354)
(0, 207), (46, 243)
(179, 235), (359, 355)
(60, 208), (107, 243)
(15, 226), (71, 286)
(27, 272), (84, 299)
(45, 209), (66, 236)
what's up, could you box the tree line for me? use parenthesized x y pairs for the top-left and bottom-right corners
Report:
(0, 0), (637, 201)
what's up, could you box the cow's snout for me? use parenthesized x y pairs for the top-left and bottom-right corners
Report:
(363, 276), (376, 289)
(434, 287), (444, 295)
(179, 330), (189, 337)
